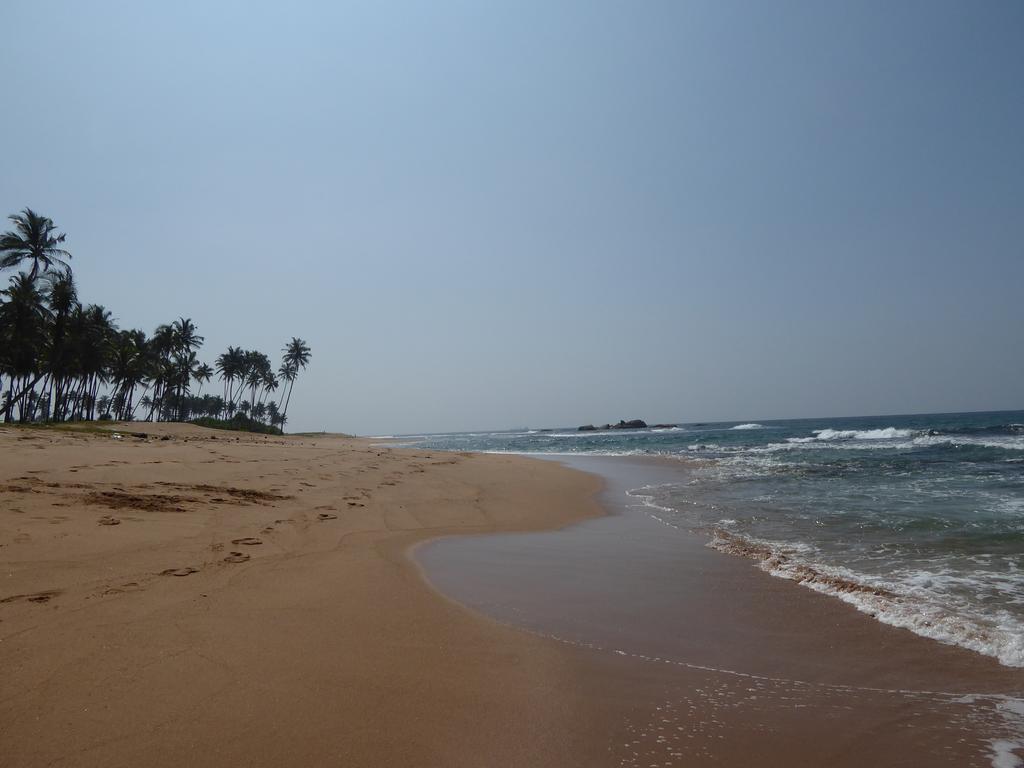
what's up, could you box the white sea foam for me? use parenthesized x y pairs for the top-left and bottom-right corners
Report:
(912, 434), (1024, 452)
(706, 531), (1024, 668)
(990, 740), (1024, 768)
(987, 697), (1024, 768)
(787, 427), (915, 443)
(779, 428), (1024, 453)
(731, 423), (766, 430)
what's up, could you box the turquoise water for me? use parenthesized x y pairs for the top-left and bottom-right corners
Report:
(394, 411), (1024, 667)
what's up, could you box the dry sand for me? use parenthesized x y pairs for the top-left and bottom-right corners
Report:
(0, 423), (624, 767)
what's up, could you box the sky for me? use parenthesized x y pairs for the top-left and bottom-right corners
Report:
(1, 1), (1022, 434)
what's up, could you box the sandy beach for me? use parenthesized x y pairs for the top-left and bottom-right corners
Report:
(0, 423), (620, 767)
(3, 425), (1023, 767)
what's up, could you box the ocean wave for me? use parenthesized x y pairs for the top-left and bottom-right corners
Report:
(731, 423), (766, 430)
(709, 530), (1024, 669)
(477, 448), (662, 458)
(787, 427), (916, 443)
(911, 435), (1024, 452)
(935, 423), (1024, 438)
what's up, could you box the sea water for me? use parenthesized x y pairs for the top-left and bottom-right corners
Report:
(395, 411), (1024, 668)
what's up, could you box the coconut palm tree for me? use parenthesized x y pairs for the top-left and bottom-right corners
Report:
(0, 206), (313, 430)
(159, 318), (203, 420)
(44, 271), (79, 419)
(216, 346), (245, 417)
(0, 273), (52, 421)
(194, 363), (213, 396)
(0, 209), (72, 280)
(279, 337), (311, 428)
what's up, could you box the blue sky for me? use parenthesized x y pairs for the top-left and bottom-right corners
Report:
(2, 1), (1021, 434)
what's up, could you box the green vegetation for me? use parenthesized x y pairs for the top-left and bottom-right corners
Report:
(190, 415), (283, 436)
(0, 208), (311, 432)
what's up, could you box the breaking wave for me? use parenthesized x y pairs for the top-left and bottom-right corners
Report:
(788, 427), (915, 443)
(709, 530), (1024, 668)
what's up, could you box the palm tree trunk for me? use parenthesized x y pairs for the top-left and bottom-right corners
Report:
(282, 378), (296, 423)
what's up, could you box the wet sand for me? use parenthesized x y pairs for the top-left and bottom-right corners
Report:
(418, 456), (1024, 767)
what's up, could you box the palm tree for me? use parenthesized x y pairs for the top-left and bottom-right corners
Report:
(0, 206), (314, 430)
(279, 337), (311, 429)
(193, 363), (213, 400)
(240, 350), (272, 412)
(74, 305), (115, 420)
(1, 273), (52, 421)
(0, 209), (72, 280)
(44, 271), (79, 419)
(163, 318), (203, 420)
(108, 329), (151, 420)
(216, 346), (245, 417)
(171, 317), (203, 354)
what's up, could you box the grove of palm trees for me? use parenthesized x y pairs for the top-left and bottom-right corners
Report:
(0, 208), (311, 432)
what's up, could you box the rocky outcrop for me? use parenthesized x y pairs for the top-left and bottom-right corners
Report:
(577, 419), (651, 432)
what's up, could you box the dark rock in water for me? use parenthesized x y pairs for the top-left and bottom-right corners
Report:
(579, 419), (650, 431)
(650, 423), (677, 429)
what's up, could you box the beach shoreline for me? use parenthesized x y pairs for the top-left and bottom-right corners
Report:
(419, 454), (1024, 767)
(4, 423), (1022, 767)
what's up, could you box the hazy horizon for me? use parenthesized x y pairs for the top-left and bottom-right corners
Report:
(383, 406), (1024, 438)
(3, 1), (1022, 435)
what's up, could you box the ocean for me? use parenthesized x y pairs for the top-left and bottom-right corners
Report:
(392, 410), (1024, 669)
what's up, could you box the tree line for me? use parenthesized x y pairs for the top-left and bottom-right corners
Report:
(0, 208), (311, 431)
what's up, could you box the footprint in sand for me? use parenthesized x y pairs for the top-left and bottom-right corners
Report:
(0, 589), (61, 604)
(160, 567), (198, 577)
(260, 525), (275, 533)
(98, 515), (121, 526)
(102, 581), (141, 596)
(317, 513), (338, 521)
(347, 502), (365, 507)
(231, 537), (262, 546)
(223, 552), (250, 563)
(210, 543), (225, 552)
